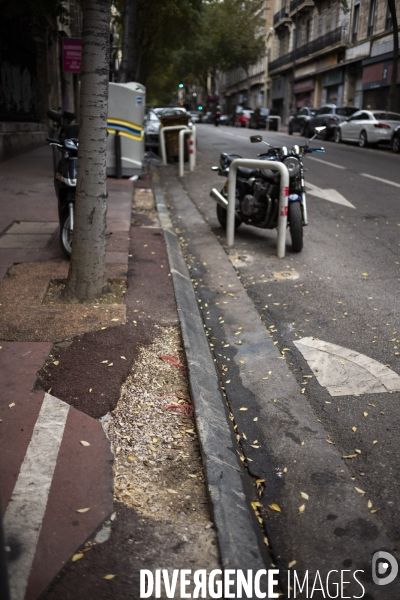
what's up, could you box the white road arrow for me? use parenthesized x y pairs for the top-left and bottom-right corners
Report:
(306, 182), (356, 209)
(294, 337), (400, 396)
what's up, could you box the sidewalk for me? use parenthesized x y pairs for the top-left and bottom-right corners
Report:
(0, 148), (220, 600)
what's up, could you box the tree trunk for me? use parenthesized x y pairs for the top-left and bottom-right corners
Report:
(62, 0), (111, 302)
(388, 0), (399, 112)
(119, 0), (138, 82)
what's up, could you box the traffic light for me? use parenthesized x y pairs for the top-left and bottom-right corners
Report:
(178, 83), (184, 88)
(198, 105), (203, 110)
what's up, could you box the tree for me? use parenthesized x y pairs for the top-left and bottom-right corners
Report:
(63, 0), (111, 302)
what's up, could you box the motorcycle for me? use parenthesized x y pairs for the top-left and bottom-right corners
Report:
(210, 126), (326, 252)
(46, 134), (78, 258)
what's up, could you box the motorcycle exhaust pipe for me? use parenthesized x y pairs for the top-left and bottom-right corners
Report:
(210, 188), (228, 209)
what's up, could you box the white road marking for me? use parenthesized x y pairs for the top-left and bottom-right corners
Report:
(306, 182), (356, 208)
(294, 337), (400, 396)
(308, 157), (346, 170)
(361, 173), (400, 189)
(4, 393), (70, 600)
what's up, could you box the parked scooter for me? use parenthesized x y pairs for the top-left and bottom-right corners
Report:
(210, 127), (326, 252)
(46, 134), (78, 258)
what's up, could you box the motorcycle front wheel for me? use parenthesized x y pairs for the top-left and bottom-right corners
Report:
(60, 210), (73, 258)
(216, 203), (242, 230)
(288, 202), (303, 252)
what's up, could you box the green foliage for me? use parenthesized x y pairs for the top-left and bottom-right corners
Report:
(0, 0), (72, 25)
(123, 0), (265, 103)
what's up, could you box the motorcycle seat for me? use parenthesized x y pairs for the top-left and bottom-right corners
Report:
(237, 166), (255, 178)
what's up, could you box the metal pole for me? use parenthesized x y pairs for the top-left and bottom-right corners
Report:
(115, 130), (122, 179)
(226, 158), (289, 257)
(179, 129), (187, 177)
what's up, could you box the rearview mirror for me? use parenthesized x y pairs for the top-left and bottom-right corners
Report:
(250, 135), (262, 143)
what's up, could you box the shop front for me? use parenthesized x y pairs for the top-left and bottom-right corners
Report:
(293, 78), (314, 108)
(321, 68), (344, 105)
(362, 53), (400, 112)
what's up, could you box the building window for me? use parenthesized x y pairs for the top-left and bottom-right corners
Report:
(306, 19), (311, 43)
(331, 5), (337, 31)
(352, 3), (360, 43)
(321, 9), (327, 36)
(368, 0), (376, 36)
(385, 4), (393, 30)
(313, 13), (318, 40)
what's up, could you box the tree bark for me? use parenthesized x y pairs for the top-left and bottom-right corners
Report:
(62, 0), (111, 302)
(388, 0), (399, 112)
(119, 0), (138, 82)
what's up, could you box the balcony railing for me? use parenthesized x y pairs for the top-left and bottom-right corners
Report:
(274, 7), (289, 25)
(269, 26), (346, 72)
(289, 0), (314, 14)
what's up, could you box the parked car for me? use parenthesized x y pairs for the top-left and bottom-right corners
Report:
(248, 107), (280, 130)
(334, 109), (400, 148)
(219, 114), (230, 125)
(189, 111), (201, 123)
(306, 105), (359, 139)
(234, 109), (253, 127)
(288, 107), (317, 136)
(391, 124), (400, 153)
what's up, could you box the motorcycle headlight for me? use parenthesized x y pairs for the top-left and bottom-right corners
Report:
(283, 156), (301, 177)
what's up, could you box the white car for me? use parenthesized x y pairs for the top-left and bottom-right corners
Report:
(334, 110), (400, 148)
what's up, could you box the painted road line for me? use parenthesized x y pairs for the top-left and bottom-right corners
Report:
(306, 182), (356, 208)
(4, 393), (70, 600)
(294, 337), (400, 396)
(307, 157), (346, 169)
(361, 173), (400, 189)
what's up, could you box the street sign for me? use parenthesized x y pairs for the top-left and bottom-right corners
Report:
(62, 38), (82, 73)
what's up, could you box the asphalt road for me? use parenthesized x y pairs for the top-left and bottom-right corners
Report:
(162, 123), (400, 594)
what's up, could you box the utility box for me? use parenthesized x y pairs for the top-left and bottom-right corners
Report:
(106, 82), (145, 177)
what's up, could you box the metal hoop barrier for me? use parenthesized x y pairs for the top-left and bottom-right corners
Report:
(159, 125), (196, 177)
(226, 158), (290, 259)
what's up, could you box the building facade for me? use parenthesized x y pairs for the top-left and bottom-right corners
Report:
(269, 0), (400, 123)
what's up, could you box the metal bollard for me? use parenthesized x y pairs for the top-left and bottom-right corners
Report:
(115, 130), (122, 179)
(226, 158), (289, 258)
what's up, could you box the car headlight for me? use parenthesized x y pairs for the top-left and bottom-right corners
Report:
(283, 156), (301, 177)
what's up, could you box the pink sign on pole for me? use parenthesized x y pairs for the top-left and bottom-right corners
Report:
(62, 38), (82, 73)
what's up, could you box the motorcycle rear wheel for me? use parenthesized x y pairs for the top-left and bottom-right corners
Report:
(60, 211), (73, 258)
(288, 202), (303, 252)
(216, 203), (242, 230)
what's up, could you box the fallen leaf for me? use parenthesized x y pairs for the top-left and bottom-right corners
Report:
(253, 417), (258, 422)
(149, 446), (157, 452)
(283, 467), (287, 473)
(104, 574), (116, 580)
(89, 388), (92, 393)
(371, 509), (379, 514)
(288, 560), (297, 569)
(8, 403), (15, 409)
(352, 427), (357, 433)
(72, 553), (84, 562)
(251, 501), (262, 509)
(80, 441), (90, 447)
(373, 440), (378, 445)
(364, 412), (368, 417)
(268, 503), (281, 512)
(299, 504), (305, 513)
(239, 360), (245, 364)
(166, 489), (178, 494)
(108, 363), (114, 367)
(362, 272), (369, 277)
(367, 500), (372, 508)
(355, 487), (366, 495)
(342, 454), (358, 459)
(239, 407), (248, 411)
(355, 449), (362, 454)
(101, 360), (108, 364)
(251, 445), (260, 449)
(300, 492), (309, 500)
(127, 455), (135, 461)
(120, 356), (126, 360)
(256, 479), (265, 484)
(111, 318), (119, 322)
(53, 361), (59, 366)
(76, 508), (91, 513)
(264, 537), (269, 546)
(188, 474), (197, 478)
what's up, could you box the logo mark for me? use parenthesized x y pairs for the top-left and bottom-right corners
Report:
(372, 551), (398, 586)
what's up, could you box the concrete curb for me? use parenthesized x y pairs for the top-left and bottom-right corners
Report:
(152, 169), (271, 577)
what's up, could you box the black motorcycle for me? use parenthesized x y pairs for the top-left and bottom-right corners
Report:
(210, 127), (326, 252)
